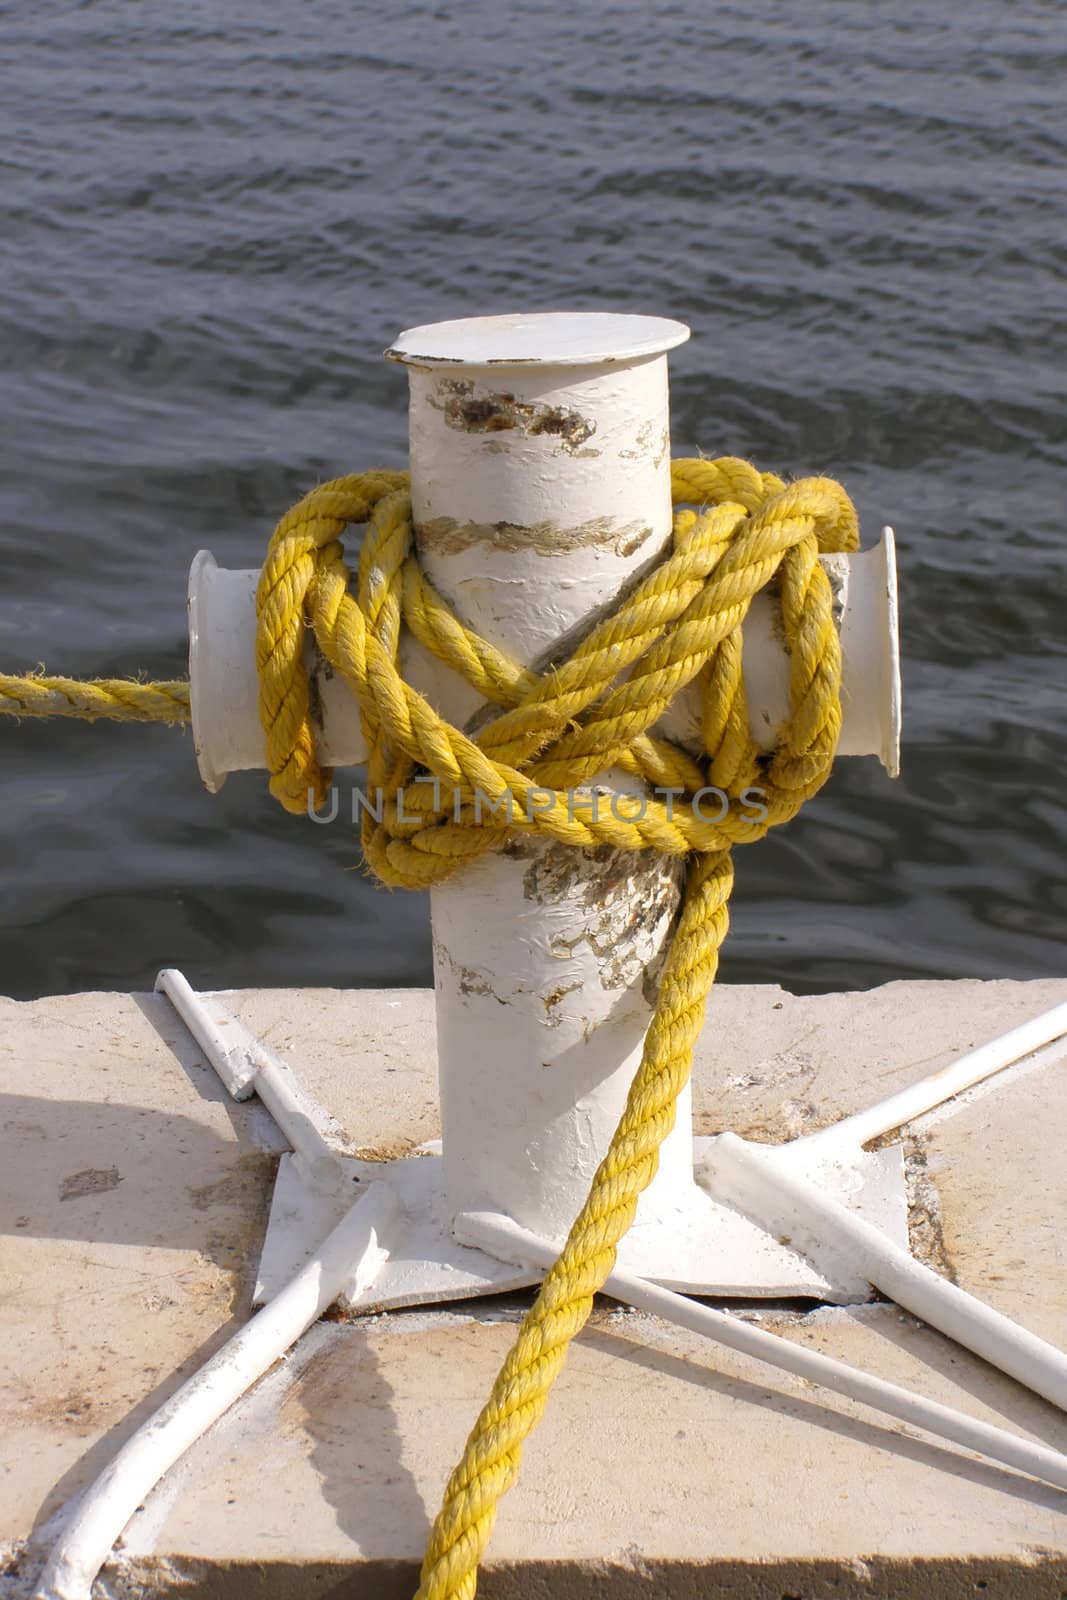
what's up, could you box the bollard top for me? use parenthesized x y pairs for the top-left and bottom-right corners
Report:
(386, 311), (690, 368)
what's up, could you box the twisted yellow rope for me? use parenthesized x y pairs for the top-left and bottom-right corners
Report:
(0, 672), (189, 723)
(253, 458), (857, 1598)
(2, 456), (858, 1599)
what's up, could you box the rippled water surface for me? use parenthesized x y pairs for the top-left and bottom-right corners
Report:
(2, 1), (1065, 999)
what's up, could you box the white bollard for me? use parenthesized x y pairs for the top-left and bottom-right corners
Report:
(188, 312), (903, 1282)
(391, 314), (694, 1238)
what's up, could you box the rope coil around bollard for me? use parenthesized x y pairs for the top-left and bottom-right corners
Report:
(2, 456), (859, 1600)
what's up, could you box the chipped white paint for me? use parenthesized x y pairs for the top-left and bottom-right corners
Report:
(391, 314), (901, 1242)
(155, 970), (910, 1306)
(21, 979), (1067, 1600)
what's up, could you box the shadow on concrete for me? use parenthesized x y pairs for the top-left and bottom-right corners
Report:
(862, 1307), (1067, 1458)
(131, 988), (287, 1136)
(1, 1091), (278, 1254)
(25, 1310), (429, 1594)
(13, 985), (426, 1586)
(27, 1297), (257, 1544)
(9, 994), (283, 1548)
(1, 990), (285, 1260)
(283, 1318), (428, 1568)
(582, 1318), (1067, 1514)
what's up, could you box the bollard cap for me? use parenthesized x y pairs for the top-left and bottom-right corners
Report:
(386, 311), (691, 368)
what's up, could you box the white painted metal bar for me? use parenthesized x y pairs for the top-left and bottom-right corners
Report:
(155, 967), (345, 1186)
(154, 965), (257, 1099)
(34, 1182), (398, 1600)
(699, 1132), (1067, 1412)
(456, 1210), (1067, 1496)
(797, 999), (1067, 1151)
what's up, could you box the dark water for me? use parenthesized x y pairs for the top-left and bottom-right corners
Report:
(2, 1), (1065, 1000)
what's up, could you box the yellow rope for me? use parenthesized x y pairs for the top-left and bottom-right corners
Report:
(252, 458), (856, 1598)
(2, 456), (858, 1599)
(0, 671), (189, 723)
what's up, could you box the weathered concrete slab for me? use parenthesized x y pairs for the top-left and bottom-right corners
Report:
(3, 978), (1067, 1597)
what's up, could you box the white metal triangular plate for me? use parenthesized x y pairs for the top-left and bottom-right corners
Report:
(255, 1139), (908, 1310)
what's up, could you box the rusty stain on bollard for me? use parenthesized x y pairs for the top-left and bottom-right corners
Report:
(415, 513), (654, 558)
(431, 941), (511, 1005)
(434, 378), (597, 452)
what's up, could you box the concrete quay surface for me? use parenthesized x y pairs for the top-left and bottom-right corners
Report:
(2, 977), (1067, 1598)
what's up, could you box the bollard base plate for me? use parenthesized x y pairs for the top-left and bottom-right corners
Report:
(254, 1138), (908, 1310)
(153, 969), (911, 1311)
